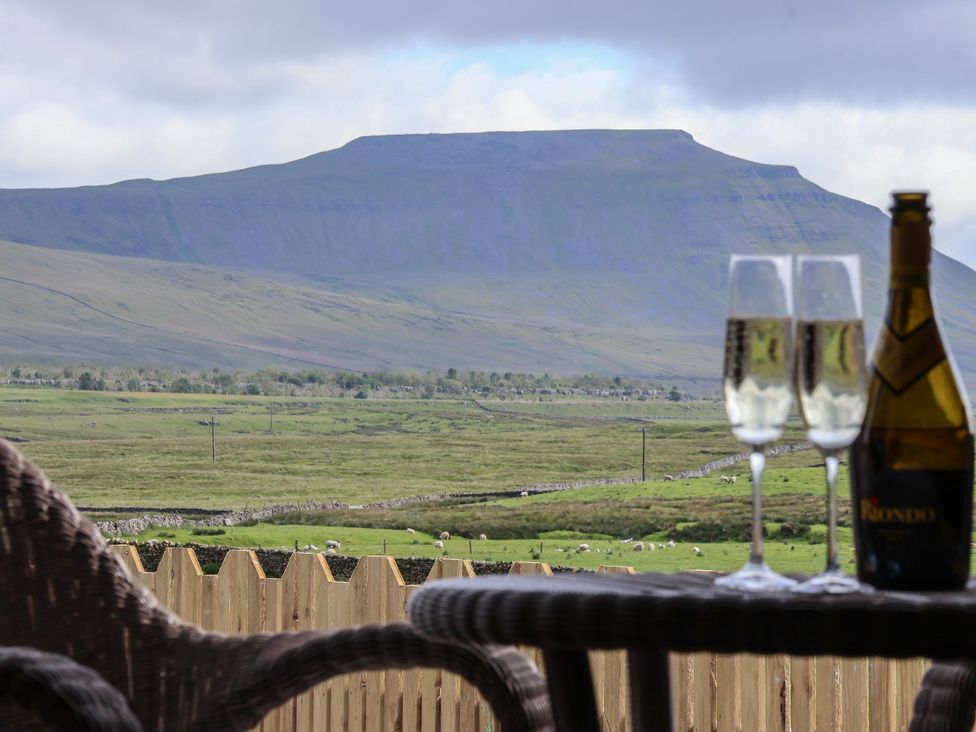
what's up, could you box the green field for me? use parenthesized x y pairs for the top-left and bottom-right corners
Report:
(1, 385), (875, 574)
(1, 386), (795, 510)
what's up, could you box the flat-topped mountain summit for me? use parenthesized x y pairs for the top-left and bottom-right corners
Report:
(1, 130), (974, 386)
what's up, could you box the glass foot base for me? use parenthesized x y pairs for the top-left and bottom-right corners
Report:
(792, 569), (871, 595)
(715, 559), (798, 592)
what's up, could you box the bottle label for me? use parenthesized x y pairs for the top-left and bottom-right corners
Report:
(872, 318), (946, 394)
(851, 465), (972, 589)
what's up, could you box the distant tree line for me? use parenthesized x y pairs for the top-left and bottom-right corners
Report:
(0, 364), (689, 400)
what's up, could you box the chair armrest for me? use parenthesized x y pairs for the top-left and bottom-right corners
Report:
(910, 661), (976, 732)
(0, 646), (142, 731)
(212, 623), (554, 732)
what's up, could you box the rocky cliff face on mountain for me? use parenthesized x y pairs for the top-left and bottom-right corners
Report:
(0, 130), (973, 386)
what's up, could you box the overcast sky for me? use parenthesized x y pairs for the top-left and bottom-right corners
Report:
(2, 0), (975, 266)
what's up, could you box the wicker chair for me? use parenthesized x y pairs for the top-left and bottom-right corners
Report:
(0, 438), (554, 731)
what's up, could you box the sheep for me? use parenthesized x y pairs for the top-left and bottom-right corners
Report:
(434, 540), (444, 549)
(325, 540), (341, 549)
(632, 542), (644, 552)
(657, 544), (665, 550)
(302, 544), (318, 552)
(663, 475), (676, 481)
(406, 528), (416, 534)
(578, 543), (590, 552)
(479, 533), (488, 541)
(325, 548), (337, 556)
(647, 543), (656, 552)
(620, 538), (633, 543)
(718, 475), (731, 484)
(693, 546), (702, 555)
(519, 490), (529, 497)
(729, 476), (737, 484)
(439, 531), (450, 540)
(666, 540), (675, 548)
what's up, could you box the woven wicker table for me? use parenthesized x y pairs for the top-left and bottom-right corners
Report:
(407, 571), (976, 732)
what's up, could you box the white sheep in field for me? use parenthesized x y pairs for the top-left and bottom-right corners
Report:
(578, 543), (590, 552)
(479, 533), (488, 541)
(302, 544), (318, 552)
(406, 528), (416, 534)
(729, 476), (737, 484)
(647, 543), (655, 552)
(693, 546), (702, 555)
(632, 542), (644, 552)
(325, 540), (341, 549)
(325, 548), (337, 556)
(666, 540), (675, 548)
(439, 531), (450, 540)
(718, 475), (732, 484)
(434, 540), (444, 549)
(519, 490), (529, 497)
(620, 538), (633, 543)
(663, 475), (676, 481)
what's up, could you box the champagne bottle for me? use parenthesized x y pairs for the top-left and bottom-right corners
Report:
(851, 191), (974, 590)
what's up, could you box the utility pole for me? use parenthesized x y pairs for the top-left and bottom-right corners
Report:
(641, 427), (646, 482)
(211, 416), (216, 462)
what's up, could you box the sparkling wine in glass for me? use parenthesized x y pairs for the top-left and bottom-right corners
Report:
(717, 255), (798, 592)
(793, 255), (868, 594)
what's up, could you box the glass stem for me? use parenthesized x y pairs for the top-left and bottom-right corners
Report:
(749, 449), (765, 565)
(824, 450), (840, 573)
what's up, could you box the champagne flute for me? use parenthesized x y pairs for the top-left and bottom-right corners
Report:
(792, 255), (868, 594)
(717, 255), (798, 592)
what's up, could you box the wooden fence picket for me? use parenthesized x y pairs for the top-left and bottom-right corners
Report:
(262, 575), (285, 732)
(765, 655), (789, 732)
(596, 566), (634, 732)
(839, 657), (869, 731)
(508, 561), (552, 681)
(327, 574), (352, 732)
(714, 655), (738, 731)
(279, 553), (333, 732)
(214, 550), (266, 635)
(421, 558), (476, 732)
(869, 657), (895, 732)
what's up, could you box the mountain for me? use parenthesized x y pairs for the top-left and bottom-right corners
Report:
(0, 130), (974, 388)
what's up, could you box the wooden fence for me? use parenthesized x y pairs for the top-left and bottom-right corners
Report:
(110, 546), (932, 731)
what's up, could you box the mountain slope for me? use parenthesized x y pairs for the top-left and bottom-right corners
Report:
(0, 129), (974, 386)
(0, 240), (717, 379)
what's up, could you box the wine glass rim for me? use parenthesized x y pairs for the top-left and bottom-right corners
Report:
(795, 254), (860, 264)
(728, 254), (793, 316)
(729, 254), (792, 263)
(795, 254), (863, 318)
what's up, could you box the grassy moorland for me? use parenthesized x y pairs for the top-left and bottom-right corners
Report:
(0, 386), (792, 510)
(3, 384), (886, 573)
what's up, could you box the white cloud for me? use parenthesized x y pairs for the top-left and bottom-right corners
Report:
(672, 103), (976, 263)
(1, 0), (975, 268)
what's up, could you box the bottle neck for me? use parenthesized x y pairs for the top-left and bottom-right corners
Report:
(886, 218), (935, 332)
(889, 218), (932, 288)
